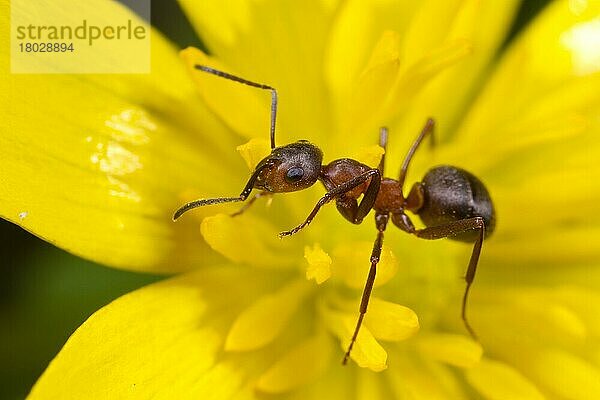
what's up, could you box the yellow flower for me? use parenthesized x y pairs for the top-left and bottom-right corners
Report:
(2, 0), (599, 398)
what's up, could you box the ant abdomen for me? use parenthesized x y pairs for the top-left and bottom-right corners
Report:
(416, 166), (496, 242)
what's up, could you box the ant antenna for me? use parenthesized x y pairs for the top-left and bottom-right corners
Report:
(172, 159), (274, 221)
(195, 65), (279, 149)
(173, 197), (243, 221)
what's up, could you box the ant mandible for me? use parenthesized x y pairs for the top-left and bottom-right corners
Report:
(174, 65), (496, 365)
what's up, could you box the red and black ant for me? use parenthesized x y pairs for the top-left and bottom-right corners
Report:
(174, 65), (496, 365)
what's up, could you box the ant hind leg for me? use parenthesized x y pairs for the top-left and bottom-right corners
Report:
(412, 217), (486, 340)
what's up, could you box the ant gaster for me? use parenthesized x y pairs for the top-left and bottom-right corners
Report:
(174, 65), (496, 365)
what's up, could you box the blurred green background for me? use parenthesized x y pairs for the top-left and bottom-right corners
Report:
(0, 0), (550, 398)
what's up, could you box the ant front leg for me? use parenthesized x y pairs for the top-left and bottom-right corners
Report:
(343, 213), (389, 365)
(393, 214), (485, 340)
(230, 192), (273, 217)
(337, 127), (387, 224)
(418, 217), (485, 340)
(279, 168), (381, 237)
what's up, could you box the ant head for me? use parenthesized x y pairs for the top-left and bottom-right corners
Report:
(253, 141), (323, 193)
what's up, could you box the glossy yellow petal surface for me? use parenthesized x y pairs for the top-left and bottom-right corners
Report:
(0, 2), (246, 273)
(28, 267), (283, 399)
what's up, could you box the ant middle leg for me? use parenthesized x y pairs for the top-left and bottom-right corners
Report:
(343, 213), (389, 365)
(417, 217), (484, 340)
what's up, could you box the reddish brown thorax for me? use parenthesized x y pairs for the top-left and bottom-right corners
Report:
(320, 159), (419, 214)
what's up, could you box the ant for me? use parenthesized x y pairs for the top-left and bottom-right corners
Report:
(174, 65), (496, 365)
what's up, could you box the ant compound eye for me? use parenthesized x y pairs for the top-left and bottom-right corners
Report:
(285, 167), (304, 183)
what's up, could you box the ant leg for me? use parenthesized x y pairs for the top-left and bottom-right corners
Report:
(378, 127), (388, 173)
(412, 217), (485, 340)
(353, 166), (382, 223)
(338, 129), (387, 224)
(279, 169), (381, 237)
(398, 118), (435, 190)
(230, 192), (272, 217)
(195, 65), (279, 149)
(343, 213), (389, 365)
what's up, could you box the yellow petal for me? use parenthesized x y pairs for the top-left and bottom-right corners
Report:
(355, 367), (390, 400)
(364, 297), (419, 342)
(225, 279), (311, 351)
(448, 19), (600, 267)
(385, 38), (472, 117)
(554, 286), (600, 338)
(324, 0), (420, 131)
(256, 332), (332, 393)
(351, 144), (386, 169)
(523, 349), (600, 400)
(236, 138), (271, 170)
(343, 34), (473, 148)
(200, 213), (294, 268)
(471, 287), (588, 350)
(455, 0), (600, 145)
(332, 241), (398, 289)
(180, 47), (272, 141)
(179, 0), (335, 142)
(387, 354), (469, 399)
(466, 358), (544, 400)
(0, 2), (240, 273)
(342, 31), (401, 141)
(487, 226), (600, 268)
(320, 303), (387, 371)
(416, 333), (483, 368)
(28, 267), (270, 399)
(397, 0), (519, 150)
(304, 243), (332, 284)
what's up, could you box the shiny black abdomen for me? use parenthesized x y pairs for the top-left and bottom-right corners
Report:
(418, 166), (495, 242)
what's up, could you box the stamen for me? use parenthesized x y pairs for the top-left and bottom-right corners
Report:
(304, 244), (332, 284)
